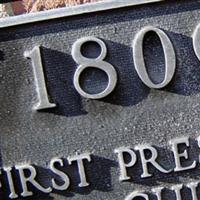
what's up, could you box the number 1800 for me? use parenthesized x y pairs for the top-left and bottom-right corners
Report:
(25, 25), (200, 110)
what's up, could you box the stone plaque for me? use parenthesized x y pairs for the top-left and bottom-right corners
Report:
(1, 0), (200, 199)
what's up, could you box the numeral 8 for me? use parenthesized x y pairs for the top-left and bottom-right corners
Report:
(72, 36), (118, 99)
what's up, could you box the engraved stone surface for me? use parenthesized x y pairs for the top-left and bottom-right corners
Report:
(1, 0), (200, 199)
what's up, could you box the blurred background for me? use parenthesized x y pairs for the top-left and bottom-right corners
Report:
(0, 0), (101, 17)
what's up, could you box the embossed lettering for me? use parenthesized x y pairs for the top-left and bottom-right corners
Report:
(50, 158), (70, 191)
(152, 187), (164, 200)
(68, 153), (91, 187)
(170, 137), (196, 172)
(4, 167), (18, 199)
(15, 164), (52, 197)
(115, 147), (137, 181)
(171, 184), (183, 200)
(133, 26), (176, 89)
(193, 23), (200, 61)
(24, 46), (56, 110)
(196, 136), (200, 163)
(187, 182), (199, 200)
(125, 191), (149, 200)
(135, 145), (171, 178)
(72, 36), (117, 99)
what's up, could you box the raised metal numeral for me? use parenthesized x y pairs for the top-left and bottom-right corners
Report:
(72, 36), (117, 99)
(193, 24), (200, 61)
(133, 26), (176, 89)
(24, 46), (56, 110)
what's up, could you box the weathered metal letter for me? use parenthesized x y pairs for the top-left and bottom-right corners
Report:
(193, 24), (200, 61)
(135, 145), (171, 178)
(15, 164), (52, 197)
(24, 46), (56, 110)
(170, 137), (196, 172)
(68, 153), (91, 187)
(125, 191), (149, 200)
(171, 184), (183, 200)
(4, 167), (18, 199)
(187, 182), (199, 200)
(115, 147), (137, 181)
(133, 26), (176, 88)
(152, 187), (164, 200)
(72, 36), (117, 99)
(50, 158), (70, 191)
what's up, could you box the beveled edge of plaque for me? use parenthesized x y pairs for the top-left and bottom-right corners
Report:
(0, 0), (163, 29)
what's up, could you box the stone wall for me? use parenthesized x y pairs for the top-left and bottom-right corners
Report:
(23, 0), (100, 12)
(0, 0), (101, 18)
(0, 3), (13, 18)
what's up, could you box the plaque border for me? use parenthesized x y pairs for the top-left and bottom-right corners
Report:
(0, 0), (163, 29)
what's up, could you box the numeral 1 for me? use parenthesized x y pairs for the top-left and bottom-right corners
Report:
(24, 46), (56, 110)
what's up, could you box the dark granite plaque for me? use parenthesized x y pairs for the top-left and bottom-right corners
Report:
(1, 0), (200, 200)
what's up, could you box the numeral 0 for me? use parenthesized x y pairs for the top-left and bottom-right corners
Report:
(133, 26), (176, 89)
(25, 26), (178, 110)
(193, 23), (200, 61)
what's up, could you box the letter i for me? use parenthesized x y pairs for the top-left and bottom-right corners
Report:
(4, 167), (18, 199)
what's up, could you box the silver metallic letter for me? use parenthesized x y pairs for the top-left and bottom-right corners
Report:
(24, 46), (56, 110)
(135, 145), (171, 178)
(152, 187), (164, 200)
(196, 136), (200, 163)
(114, 147), (137, 181)
(15, 164), (52, 197)
(50, 158), (70, 191)
(72, 36), (117, 99)
(133, 26), (176, 88)
(193, 24), (200, 61)
(0, 169), (1, 188)
(68, 153), (91, 187)
(170, 137), (196, 172)
(171, 184), (183, 200)
(125, 191), (149, 200)
(187, 182), (199, 200)
(4, 167), (18, 199)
